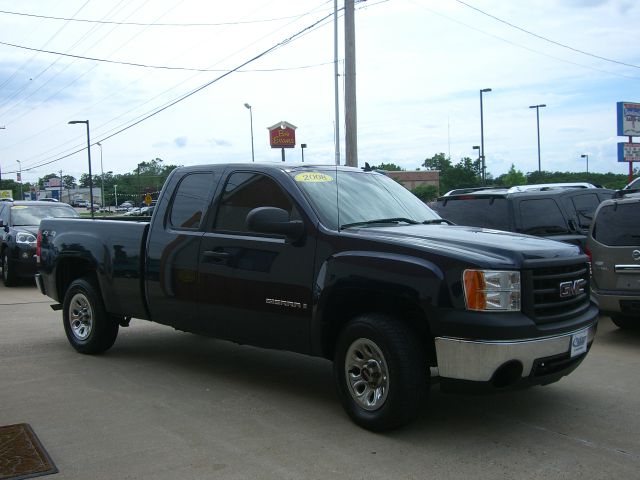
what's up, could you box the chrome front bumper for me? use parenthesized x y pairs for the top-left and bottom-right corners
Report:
(435, 323), (597, 382)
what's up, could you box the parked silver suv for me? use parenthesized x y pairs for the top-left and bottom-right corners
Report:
(588, 190), (640, 329)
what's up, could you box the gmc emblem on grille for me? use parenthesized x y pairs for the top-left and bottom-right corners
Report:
(559, 279), (587, 298)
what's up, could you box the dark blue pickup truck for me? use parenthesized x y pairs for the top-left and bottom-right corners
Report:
(36, 164), (598, 431)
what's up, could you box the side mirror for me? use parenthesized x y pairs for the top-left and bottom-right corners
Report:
(246, 207), (304, 242)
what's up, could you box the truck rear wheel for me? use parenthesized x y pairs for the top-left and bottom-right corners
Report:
(1, 251), (18, 287)
(334, 313), (428, 431)
(63, 278), (119, 354)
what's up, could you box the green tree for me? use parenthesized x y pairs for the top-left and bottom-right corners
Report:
(411, 184), (438, 202)
(423, 153), (482, 194)
(371, 162), (403, 171)
(496, 164), (526, 186)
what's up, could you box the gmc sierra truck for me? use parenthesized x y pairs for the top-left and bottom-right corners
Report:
(36, 163), (598, 431)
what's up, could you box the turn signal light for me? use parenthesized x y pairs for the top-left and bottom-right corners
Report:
(463, 270), (521, 312)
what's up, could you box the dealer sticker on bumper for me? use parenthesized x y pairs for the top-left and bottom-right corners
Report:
(570, 328), (589, 358)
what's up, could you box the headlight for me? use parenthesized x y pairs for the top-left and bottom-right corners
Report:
(16, 232), (37, 244)
(463, 270), (521, 312)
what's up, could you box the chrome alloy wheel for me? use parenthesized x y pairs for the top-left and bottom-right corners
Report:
(69, 293), (94, 341)
(344, 338), (389, 411)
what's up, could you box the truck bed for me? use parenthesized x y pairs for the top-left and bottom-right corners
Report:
(38, 218), (151, 319)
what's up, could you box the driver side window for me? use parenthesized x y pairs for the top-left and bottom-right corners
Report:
(213, 172), (299, 233)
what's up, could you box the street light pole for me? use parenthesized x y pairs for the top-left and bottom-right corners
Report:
(97, 142), (105, 209)
(114, 184), (118, 209)
(16, 160), (22, 199)
(244, 103), (255, 162)
(480, 88), (492, 183)
(581, 154), (589, 173)
(529, 104), (546, 172)
(68, 120), (94, 219)
(472, 145), (481, 177)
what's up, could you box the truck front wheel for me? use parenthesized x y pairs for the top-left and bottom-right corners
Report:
(63, 278), (119, 354)
(334, 313), (428, 431)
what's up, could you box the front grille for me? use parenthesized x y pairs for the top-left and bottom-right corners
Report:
(522, 262), (591, 324)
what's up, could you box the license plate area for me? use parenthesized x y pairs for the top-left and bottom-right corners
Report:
(570, 328), (588, 358)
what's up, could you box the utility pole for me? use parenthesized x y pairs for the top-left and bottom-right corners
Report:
(333, 0), (341, 165)
(344, 0), (358, 167)
(59, 170), (63, 202)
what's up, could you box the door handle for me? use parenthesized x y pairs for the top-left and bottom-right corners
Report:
(203, 250), (231, 260)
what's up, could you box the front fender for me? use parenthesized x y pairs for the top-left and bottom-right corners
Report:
(311, 250), (447, 356)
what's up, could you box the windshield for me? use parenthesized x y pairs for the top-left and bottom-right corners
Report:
(290, 169), (441, 230)
(11, 205), (79, 226)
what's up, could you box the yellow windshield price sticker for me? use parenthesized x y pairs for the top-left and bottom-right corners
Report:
(294, 172), (334, 183)
(11, 206), (28, 209)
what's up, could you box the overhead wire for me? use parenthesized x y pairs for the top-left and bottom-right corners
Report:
(10, 9), (337, 174)
(0, 7), (328, 27)
(0, 0), (91, 108)
(0, 0), (133, 119)
(452, 0), (640, 71)
(1, 0), (329, 162)
(4, 1), (334, 167)
(409, 0), (640, 81)
(2, 0), (185, 128)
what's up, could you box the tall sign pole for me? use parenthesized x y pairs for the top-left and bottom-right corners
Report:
(616, 102), (640, 183)
(344, 0), (358, 167)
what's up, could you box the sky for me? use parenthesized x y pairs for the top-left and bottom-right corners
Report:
(0, 0), (639, 186)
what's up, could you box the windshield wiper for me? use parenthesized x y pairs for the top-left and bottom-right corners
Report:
(340, 217), (419, 229)
(521, 225), (569, 235)
(422, 218), (454, 225)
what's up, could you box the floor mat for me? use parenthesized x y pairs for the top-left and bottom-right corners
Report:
(0, 423), (58, 480)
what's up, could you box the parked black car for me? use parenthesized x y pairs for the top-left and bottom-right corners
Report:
(430, 186), (614, 250)
(0, 200), (79, 286)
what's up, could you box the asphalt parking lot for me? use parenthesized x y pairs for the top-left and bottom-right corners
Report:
(1, 281), (639, 479)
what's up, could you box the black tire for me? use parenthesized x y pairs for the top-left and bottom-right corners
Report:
(1, 251), (18, 287)
(334, 313), (428, 432)
(63, 278), (119, 354)
(611, 314), (638, 330)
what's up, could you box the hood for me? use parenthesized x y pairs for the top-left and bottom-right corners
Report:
(345, 224), (582, 268)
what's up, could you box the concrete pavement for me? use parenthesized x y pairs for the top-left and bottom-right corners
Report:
(1, 282), (639, 479)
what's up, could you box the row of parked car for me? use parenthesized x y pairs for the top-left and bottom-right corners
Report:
(0, 198), (156, 286)
(1, 180), (638, 331)
(430, 182), (640, 330)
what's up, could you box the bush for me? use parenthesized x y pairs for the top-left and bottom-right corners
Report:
(411, 184), (439, 202)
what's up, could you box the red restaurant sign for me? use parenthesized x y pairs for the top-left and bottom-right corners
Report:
(268, 121), (297, 149)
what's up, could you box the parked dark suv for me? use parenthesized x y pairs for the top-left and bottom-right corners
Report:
(431, 186), (614, 250)
(0, 200), (79, 286)
(588, 190), (640, 329)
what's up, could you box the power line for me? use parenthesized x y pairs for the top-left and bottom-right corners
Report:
(6, 10), (337, 174)
(2, 1), (335, 164)
(453, 0), (640, 70)
(0, 7), (326, 27)
(410, 0), (640, 81)
(0, 39), (326, 72)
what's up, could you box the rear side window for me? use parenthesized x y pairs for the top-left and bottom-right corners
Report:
(518, 199), (568, 234)
(569, 193), (601, 229)
(432, 197), (510, 230)
(169, 173), (215, 230)
(593, 203), (640, 246)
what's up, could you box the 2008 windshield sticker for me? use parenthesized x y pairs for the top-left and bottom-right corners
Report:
(294, 172), (334, 183)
